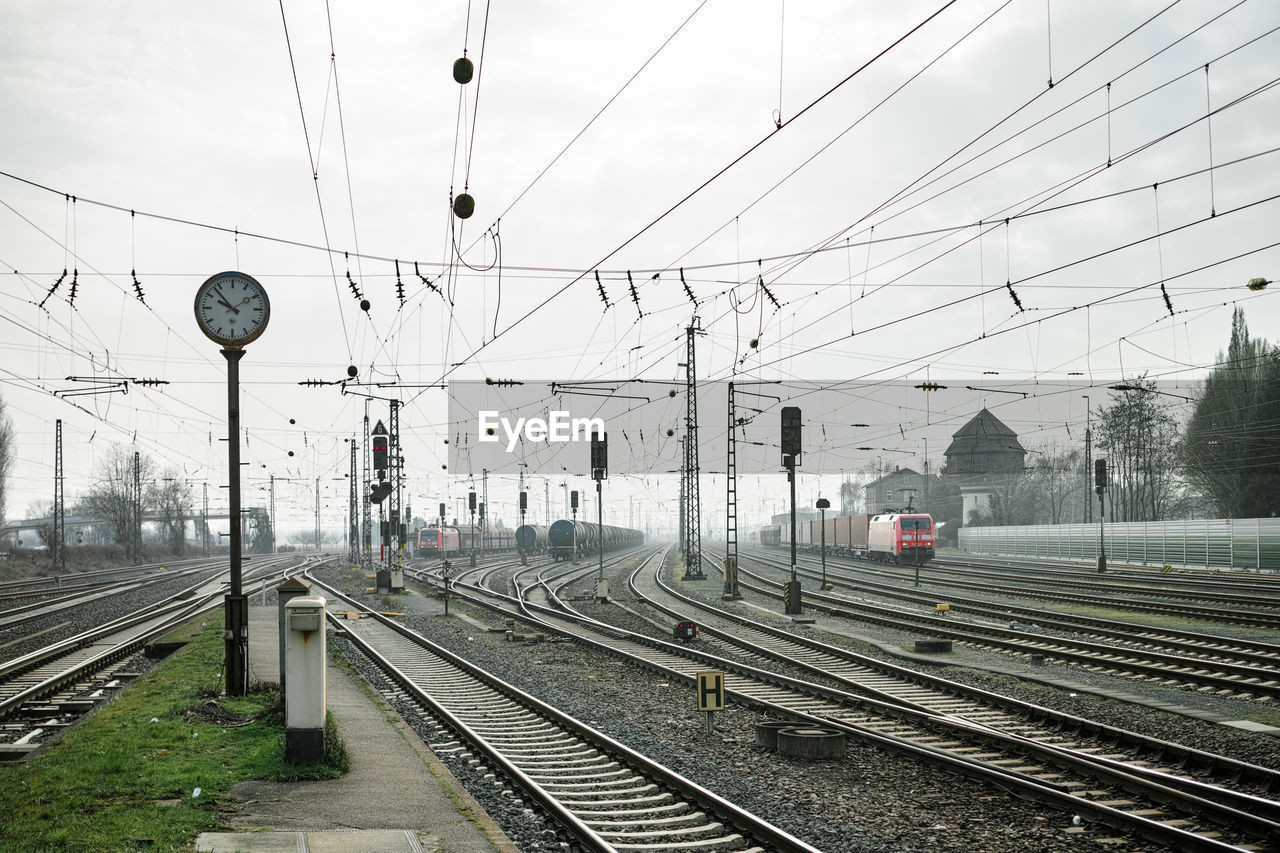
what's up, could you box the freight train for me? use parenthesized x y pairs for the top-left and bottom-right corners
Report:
(546, 520), (645, 562)
(762, 512), (936, 564)
(416, 523), (516, 558)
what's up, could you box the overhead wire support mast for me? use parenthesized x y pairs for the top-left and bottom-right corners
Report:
(724, 383), (739, 598)
(53, 419), (65, 575)
(362, 402), (372, 572)
(348, 438), (358, 565)
(389, 400), (404, 591)
(683, 317), (705, 579)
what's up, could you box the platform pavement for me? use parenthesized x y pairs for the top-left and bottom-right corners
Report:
(195, 599), (516, 853)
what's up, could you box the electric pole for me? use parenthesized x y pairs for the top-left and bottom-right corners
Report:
(681, 318), (705, 579)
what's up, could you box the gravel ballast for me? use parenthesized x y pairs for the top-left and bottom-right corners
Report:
(315, 561), (1203, 853)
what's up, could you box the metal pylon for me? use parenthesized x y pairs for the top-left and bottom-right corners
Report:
(683, 318), (705, 578)
(389, 399), (404, 589)
(348, 438), (358, 564)
(132, 451), (141, 566)
(362, 402), (372, 570)
(724, 383), (739, 597)
(53, 419), (65, 573)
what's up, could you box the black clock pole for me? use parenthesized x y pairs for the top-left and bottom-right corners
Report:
(223, 347), (248, 696)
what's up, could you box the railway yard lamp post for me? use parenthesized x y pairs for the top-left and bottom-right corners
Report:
(816, 497), (831, 590)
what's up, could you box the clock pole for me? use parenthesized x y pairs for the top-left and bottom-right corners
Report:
(224, 346), (249, 696)
(193, 271), (269, 698)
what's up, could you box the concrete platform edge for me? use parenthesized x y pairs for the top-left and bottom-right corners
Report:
(366, 671), (519, 853)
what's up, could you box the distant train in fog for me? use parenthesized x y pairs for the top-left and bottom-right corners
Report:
(547, 520), (645, 562)
(762, 512), (936, 564)
(417, 520), (644, 562)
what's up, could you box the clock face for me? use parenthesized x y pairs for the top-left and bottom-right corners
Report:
(194, 272), (270, 346)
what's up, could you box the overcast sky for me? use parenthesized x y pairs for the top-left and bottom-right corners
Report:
(2, 0), (1277, 539)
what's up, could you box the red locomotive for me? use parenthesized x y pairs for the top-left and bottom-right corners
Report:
(770, 511), (936, 564)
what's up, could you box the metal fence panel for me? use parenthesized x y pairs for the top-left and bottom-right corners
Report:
(958, 518), (1280, 572)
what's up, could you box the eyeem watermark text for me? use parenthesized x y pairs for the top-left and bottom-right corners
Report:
(478, 410), (604, 453)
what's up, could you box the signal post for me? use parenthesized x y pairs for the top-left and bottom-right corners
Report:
(781, 407), (802, 615)
(371, 421), (392, 593)
(591, 431), (608, 601)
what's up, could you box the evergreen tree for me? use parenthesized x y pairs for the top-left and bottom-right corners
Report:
(1182, 308), (1280, 517)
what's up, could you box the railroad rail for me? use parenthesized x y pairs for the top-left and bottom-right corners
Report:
(836, 550), (1280, 629)
(740, 550), (1280, 700)
(0, 555), (309, 756)
(398, 551), (1280, 851)
(307, 571), (821, 853)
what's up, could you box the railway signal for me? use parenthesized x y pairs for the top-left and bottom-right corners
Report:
(1095, 459), (1108, 573)
(571, 490), (580, 563)
(372, 422), (388, 475)
(781, 406), (802, 615)
(816, 497), (831, 590)
(591, 431), (608, 600)
(469, 491), (477, 567)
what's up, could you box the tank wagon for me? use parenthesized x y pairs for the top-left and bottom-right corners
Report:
(547, 520), (645, 562)
(515, 524), (548, 553)
(774, 512), (935, 564)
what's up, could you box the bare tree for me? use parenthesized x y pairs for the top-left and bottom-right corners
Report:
(0, 394), (14, 524)
(1097, 378), (1182, 522)
(1025, 442), (1084, 524)
(80, 445), (157, 546)
(968, 472), (1041, 526)
(152, 473), (190, 555)
(25, 499), (53, 548)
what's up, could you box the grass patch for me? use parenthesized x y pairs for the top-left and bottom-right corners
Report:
(0, 614), (347, 852)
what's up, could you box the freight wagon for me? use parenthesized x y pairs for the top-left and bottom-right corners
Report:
(515, 524), (548, 553)
(546, 520), (645, 562)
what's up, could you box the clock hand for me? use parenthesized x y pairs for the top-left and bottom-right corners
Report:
(213, 285), (244, 312)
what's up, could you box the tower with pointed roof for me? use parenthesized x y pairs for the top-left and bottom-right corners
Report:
(943, 408), (1026, 522)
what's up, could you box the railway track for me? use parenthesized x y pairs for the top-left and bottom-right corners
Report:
(307, 571), (821, 853)
(0, 555), (308, 756)
(401, 551), (1280, 852)
(769, 547), (1280, 669)
(637, 554), (1280, 793)
(0, 561), (226, 632)
(833, 551), (1280, 629)
(739, 550), (1280, 701)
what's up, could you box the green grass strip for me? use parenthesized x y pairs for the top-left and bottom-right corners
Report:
(0, 614), (346, 852)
